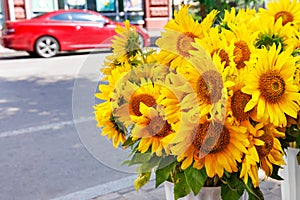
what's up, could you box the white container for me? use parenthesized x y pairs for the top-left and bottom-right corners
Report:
(164, 181), (248, 200)
(280, 147), (300, 200)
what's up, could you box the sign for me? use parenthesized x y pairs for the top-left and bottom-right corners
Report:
(96, 0), (115, 12)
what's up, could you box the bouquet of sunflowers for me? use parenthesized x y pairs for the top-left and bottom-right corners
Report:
(94, 0), (300, 199)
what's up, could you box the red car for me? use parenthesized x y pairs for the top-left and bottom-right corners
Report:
(1, 10), (150, 58)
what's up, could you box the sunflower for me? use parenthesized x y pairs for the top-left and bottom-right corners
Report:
(255, 124), (286, 176)
(239, 121), (265, 187)
(95, 103), (126, 148)
(253, 14), (296, 51)
(131, 103), (175, 156)
(197, 27), (233, 68)
(228, 78), (255, 124)
(111, 20), (141, 59)
(220, 7), (257, 31)
(260, 0), (300, 26)
(242, 44), (300, 127)
(172, 116), (249, 178)
(94, 64), (131, 147)
(183, 41), (235, 120)
(156, 5), (218, 69)
(222, 21), (259, 72)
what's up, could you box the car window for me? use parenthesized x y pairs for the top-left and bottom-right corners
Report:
(70, 12), (106, 23)
(50, 13), (71, 21)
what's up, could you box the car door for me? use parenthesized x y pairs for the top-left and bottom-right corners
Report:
(47, 12), (77, 49)
(70, 12), (114, 48)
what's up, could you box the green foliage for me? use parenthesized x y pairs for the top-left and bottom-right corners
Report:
(174, 172), (191, 200)
(243, 179), (264, 200)
(280, 124), (300, 149)
(221, 173), (246, 200)
(269, 165), (284, 180)
(184, 166), (207, 195)
(155, 156), (177, 187)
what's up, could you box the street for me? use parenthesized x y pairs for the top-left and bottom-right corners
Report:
(0, 51), (137, 200)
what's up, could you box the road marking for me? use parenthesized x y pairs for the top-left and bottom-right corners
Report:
(0, 116), (94, 138)
(50, 174), (155, 200)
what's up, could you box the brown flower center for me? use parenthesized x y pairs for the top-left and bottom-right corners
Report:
(147, 116), (171, 138)
(231, 90), (252, 122)
(274, 11), (294, 26)
(258, 70), (285, 104)
(234, 41), (251, 69)
(130, 94), (156, 116)
(177, 32), (196, 58)
(192, 122), (230, 157)
(211, 48), (230, 67)
(196, 70), (224, 104)
(256, 133), (274, 158)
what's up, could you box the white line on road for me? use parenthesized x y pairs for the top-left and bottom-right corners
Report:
(0, 116), (94, 138)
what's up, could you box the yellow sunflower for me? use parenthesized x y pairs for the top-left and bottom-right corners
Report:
(253, 14), (296, 51)
(242, 44), (300, 127)
(113, 78), (161, 127)
(197, 27), (234, 68)
(94, 102), (126, 148)
(171, 116), (249, 178)
(131, 103), (175, 156)
(261, 0), (300, 26)
(222, 22), (259, 72)
(255, 124), (286, 176)
(156, 5), (218, 69)
(183, 41), (235, 120)
(239, 121), (265, 187)
(94, 64), (132, 147)
(111, 20), (141, 59)
(221, 7), (257, 31)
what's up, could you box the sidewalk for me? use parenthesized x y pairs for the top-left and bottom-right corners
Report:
(92, 178), (282, 200)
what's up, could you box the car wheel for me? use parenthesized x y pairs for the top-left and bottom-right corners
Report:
(35, 36), (59, 58)
(138, 34), (144, 49)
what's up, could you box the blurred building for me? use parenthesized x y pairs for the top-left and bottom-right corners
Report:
(0, 0), (176, 30)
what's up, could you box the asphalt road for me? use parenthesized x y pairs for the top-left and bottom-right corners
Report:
(0, 51), (137, 200)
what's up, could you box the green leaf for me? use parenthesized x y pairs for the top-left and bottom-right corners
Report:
(221, 173), (245, 200)
(184, 166), (207, 195)
(243, 179), (264, 200)
(137, 155), (162, 173)
(174, 172), (191, 200)
(122, 136), (136, 147)
(127, 151), (152, 166)
(269, 165), (283, 180)
(155, 156), (177, 187)
(134, 172), (151, 191)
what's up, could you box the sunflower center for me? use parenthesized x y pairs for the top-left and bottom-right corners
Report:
(147, 116), (171, 138)
(193, 122), (230, 156)
(256, 133), (274, 158)
(196, 70), (223, 104)
(274, 11), (294, 26)
(258, 70), (286, 104)
(130, 94), (156, 116)
(211, 48), (230, 67)
(231, 90), (252, 121)
(177, 32), (196, 57)
(234, 41), (251, 69)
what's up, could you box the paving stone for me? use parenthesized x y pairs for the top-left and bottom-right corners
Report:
(94, 192), (122, 200)
(122, 189), (158, 200)
(148, 186), (167, 200)
(117, 186), (136, 195)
